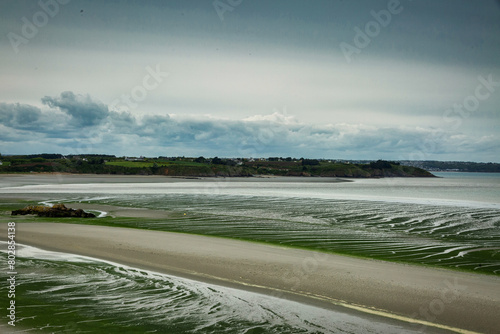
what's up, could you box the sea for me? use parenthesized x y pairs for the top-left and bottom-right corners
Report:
(0, 172), (499, 333)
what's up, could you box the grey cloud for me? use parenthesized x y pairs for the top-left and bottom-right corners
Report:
(41, 91), (109, 127)
(0, 102), (42, 129)
(1, 94), (499, 161)
(136, 116), (498, 161)
(108, 111), (138, 133)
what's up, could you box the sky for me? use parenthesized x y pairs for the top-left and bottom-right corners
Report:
(0, 0), (499, 162)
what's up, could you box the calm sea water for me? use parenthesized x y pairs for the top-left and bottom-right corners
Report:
(1, 172), (499, 332)
(3, 172), (499, 208)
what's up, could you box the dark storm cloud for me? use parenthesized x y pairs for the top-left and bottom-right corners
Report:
(0, 102), (42, 129)
(41, 91), (109, 127)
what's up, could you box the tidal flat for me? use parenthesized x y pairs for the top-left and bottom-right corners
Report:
(1, 173), (499, 333)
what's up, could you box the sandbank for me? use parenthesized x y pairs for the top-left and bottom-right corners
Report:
(1, 223), (499, 333)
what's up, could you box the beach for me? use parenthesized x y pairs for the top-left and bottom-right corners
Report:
(1, 221), (499, 334)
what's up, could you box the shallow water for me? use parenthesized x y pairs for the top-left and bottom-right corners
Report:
(2, 172), (499, 208)
(4, 173), (499, 274)
(1, 172), (499, 332)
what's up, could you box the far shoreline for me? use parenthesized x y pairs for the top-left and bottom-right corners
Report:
(0, 173), (354, 187)
(0, 171), (403, 179)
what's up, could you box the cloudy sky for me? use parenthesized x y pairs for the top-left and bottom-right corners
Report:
(1, 0), (499, 161)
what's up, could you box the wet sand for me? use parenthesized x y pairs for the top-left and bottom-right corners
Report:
(0, 173), (350, 189)
(1, 222), (499, 334)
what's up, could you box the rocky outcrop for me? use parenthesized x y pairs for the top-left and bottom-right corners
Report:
(12, 204), (96, 218)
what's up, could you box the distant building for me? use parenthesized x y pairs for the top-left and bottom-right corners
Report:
(124, 157), (145, 161)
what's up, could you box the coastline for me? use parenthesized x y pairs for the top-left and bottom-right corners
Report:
(0, 173), (352, 188)
(1, 222), (499, 334)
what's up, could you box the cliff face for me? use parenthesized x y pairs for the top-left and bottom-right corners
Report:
(12, 204), (96, 218)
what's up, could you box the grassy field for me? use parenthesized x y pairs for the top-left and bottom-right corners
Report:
(105, 160), (210, 168)
(105, 161), (165, 168)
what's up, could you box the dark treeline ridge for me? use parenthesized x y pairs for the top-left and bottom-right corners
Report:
(0, 154), (435, 178)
